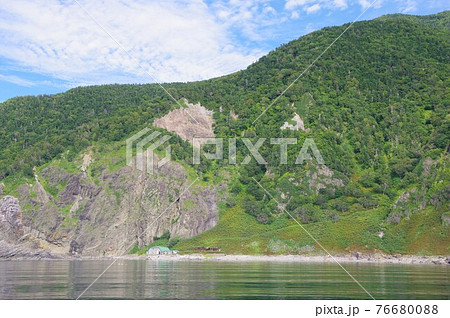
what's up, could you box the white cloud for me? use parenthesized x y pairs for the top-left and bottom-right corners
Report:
(285, 0), (347, 13)
(333, 0), (348, 9)
(291, 11), (300, 19)
(305, 4), (322, 14)
(0, 0), (263, 86)
(285, 0), (312, 10)
(357, 0), (372, 8)
(262, 6), (277, 15)
(0, 74), (35, 86)
(211, 0), (285, 42)
(395, 0), (417, 13)
(358, 0), (383, 9)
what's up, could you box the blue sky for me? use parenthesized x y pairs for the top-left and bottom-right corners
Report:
(0, 0), (448, 102)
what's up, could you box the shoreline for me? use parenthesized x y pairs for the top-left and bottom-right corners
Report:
(140, 254), (450, 265)
(3, 253), (449, 265)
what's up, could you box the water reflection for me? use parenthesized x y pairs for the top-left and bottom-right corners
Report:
(0, 260), (448, 299)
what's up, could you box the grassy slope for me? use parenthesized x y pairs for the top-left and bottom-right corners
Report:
(176, 195), (449, 255)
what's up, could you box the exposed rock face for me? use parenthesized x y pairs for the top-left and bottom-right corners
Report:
(442, 214), (450, 227)
(386, 156), (447, 224)
(280, 113), (306, 131)
(80, 150), (93, 172)
(307, 165), (344, 193)
(69, 240), (83, 255)
(394, 189), (413, 206)
(0, 240), (59, 259)
(0, 196), (23, 241)
(3, 157), (220, 257)
(153, 99), (214, 145)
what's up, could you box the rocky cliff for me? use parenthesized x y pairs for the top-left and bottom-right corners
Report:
(0, 155), (220, 257)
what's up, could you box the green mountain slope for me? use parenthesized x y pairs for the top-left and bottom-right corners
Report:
(0, 12), (449, 256)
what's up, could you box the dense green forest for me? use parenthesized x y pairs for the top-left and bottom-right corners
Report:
(1, 12), (449, 254)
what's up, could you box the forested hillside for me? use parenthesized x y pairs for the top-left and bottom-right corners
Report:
(0, 11), (449, 256)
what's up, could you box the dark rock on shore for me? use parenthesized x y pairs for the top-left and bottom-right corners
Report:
(0, 240), (61, 260)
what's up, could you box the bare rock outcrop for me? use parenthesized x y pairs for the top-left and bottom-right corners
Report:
(0, 240), (59, 259)
(280, 113), (306, 131)
(0, 195), (23, 241)
(307, 165), (344, 193)
(153, 99), (214, 145)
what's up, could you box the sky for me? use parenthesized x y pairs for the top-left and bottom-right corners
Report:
(0, 0), (448, 101)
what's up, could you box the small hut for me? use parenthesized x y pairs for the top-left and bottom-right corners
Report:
(146, 246), (173, 255)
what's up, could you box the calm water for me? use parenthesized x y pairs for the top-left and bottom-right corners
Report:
(0, 260), (448, 299)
